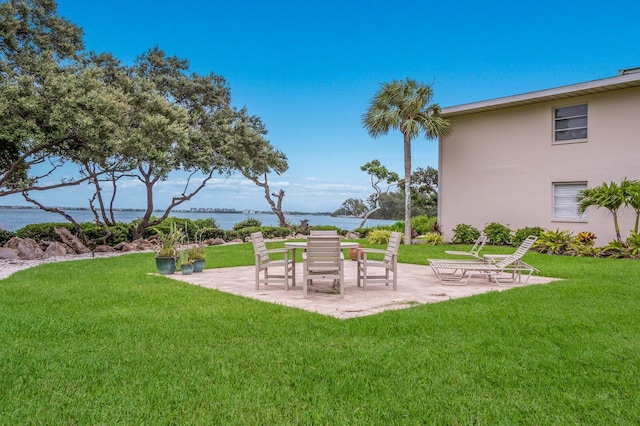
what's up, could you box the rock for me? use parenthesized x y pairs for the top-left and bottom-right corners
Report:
(117, 242), (138, 252)
(4, 237), (44, 260)
(204, 238), (225, 246)
(53, 227), (90, 254)
(94, 245), (116, 253)
(43, 242), (68, 259)
(345, 231), (360, 239)
(0, 247), (19, 260)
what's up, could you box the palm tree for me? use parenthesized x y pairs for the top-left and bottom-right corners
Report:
(622, 178), (640, 233)
(362, 79), (451, 244)
(577, 181), (626, 241)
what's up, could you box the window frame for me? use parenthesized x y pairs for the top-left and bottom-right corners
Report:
(552, 182), (588, 221)
(553, 103), (588, 144)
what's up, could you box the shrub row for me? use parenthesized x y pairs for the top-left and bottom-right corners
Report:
(451, 222), (640, 259)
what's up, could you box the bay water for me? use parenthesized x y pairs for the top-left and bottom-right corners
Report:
(0, 207), (395, 232)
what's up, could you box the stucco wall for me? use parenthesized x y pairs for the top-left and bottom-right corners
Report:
(439, 86), (640, 245)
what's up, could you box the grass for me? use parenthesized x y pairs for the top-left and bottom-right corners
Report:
(1, 241), (639, 424)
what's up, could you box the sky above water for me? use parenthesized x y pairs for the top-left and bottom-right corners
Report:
(5, 0), (639, 212)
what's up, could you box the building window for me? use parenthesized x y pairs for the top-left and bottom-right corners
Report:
(554, 104), (587, 142)
(553, 182), (587, 219)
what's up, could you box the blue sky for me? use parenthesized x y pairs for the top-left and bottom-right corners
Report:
(5, 0), (640, 212)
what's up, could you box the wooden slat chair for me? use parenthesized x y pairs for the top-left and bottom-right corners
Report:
(302, 235), (344, 298)
(251, 231), (295, 290)
(356, 231), (402, 291)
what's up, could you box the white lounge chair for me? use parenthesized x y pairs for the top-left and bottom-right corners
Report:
(356, 232), (402, 291)
(445, 235), (487, 259)
(428, 236), (538, 286)
(302, 235), (344, 298)
(251, 232), (295, 290)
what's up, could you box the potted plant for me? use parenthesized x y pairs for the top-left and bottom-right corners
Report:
(153, 223), (182, 275)
(179, 249), (195, 275)
(187, 226), (212, 272)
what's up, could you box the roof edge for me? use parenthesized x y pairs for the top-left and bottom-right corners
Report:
(441, 71), (640, 117)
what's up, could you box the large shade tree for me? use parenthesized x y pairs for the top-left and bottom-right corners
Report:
(0, 0), (131, 197)
(362, 78), (451, 243)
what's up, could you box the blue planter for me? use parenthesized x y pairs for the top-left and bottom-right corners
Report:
(155, 257), (176, 275)
(181, 264), (194, 275)
(192, 259), (205, 272)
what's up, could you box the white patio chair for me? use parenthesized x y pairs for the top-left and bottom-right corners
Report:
(302, 235), (344, 298)
(356, 231), (402, 291)
(251, 232), (295, 290)
(309, 230), (339, 236)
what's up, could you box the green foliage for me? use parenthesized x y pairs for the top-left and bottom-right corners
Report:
(367, 229), (393, 245)
(309, 225), (343, 235)
(602, 231), (640, 259)
(15, 222), (74, 241)
(535, 229), (574, 255)
(513, 226), (545, 246)
(411, 215), (437, 235)
(233, 218), (262, 230)
(421, 232), (445, 245)
(230, 226), (290, 241)
(0, 229), (16, 245)
(153, 223), (182, 258)
(483, 222), (512, 245)
(451, 223), (481, 244)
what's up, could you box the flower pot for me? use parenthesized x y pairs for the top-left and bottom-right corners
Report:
(348, 245), (364, 261)
(156, 257), (176, 275)
(181, 264), (194, 275)
(192, 259), (205, 272)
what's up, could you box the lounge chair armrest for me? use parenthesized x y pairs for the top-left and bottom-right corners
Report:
(265, 248), (293, 255)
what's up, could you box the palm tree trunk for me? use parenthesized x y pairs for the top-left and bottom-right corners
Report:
(403, 131), (412, 245)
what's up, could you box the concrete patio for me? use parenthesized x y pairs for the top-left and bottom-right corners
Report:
(166, 259), (557, 319)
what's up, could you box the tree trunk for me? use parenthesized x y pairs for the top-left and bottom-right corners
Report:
(403, 131), (412, 245)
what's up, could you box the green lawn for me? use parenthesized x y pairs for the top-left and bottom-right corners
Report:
(1, 241), (639, 424)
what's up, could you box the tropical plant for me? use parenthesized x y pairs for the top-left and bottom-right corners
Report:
(451, 224), (481, 244)
(362, 78), (451, 244)
(535, 229), (574, 255)
(367, 229), (394, 245)
(483, 222), (512, 245)
(577, 181), (625, 241)
(153, 223), (182, 258)
(622, 178), (640, 233)
(421, 232), (445, 245)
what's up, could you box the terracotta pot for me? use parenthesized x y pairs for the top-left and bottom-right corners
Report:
(348, 245), (364, 261)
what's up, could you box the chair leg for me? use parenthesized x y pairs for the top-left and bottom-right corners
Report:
(255, 265), (260, 290)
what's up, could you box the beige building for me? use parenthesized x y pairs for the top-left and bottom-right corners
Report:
(438, 68), (640, 245)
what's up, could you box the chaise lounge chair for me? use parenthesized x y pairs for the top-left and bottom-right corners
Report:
(428, 236), (538, 286)
(444, 235), (487, 260)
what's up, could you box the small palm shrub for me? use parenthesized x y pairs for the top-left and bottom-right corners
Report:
(483, 222), (512, 245)
(601, 231), (640, 259)
(535, 229), (574, 255)
(451, 224), (480, 244)
(367, 229), (393, 245)
(513, 226), (545, 246)
(421, 232), (445, 245)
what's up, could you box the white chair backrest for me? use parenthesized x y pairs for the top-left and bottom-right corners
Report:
(305, 235), (341, 266)
(383, 232), (402, 263)
(310, 230), (338, 236)
(250, 232), (268, 263)
(496, 236), (538, 268)
(470, 235), (488, 256)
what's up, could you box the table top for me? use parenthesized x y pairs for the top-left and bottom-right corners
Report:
(284, 241), (360, 249)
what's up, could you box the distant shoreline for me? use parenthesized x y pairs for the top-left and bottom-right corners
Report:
(0, 206), (333, 216)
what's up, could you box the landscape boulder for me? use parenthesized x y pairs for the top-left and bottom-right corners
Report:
(94, 245), (116, 253)
(0, 247), (19, 260)
(54, 227), (90, 254)
(43, 242), (69, 259)
(4, 237), (44, 260)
